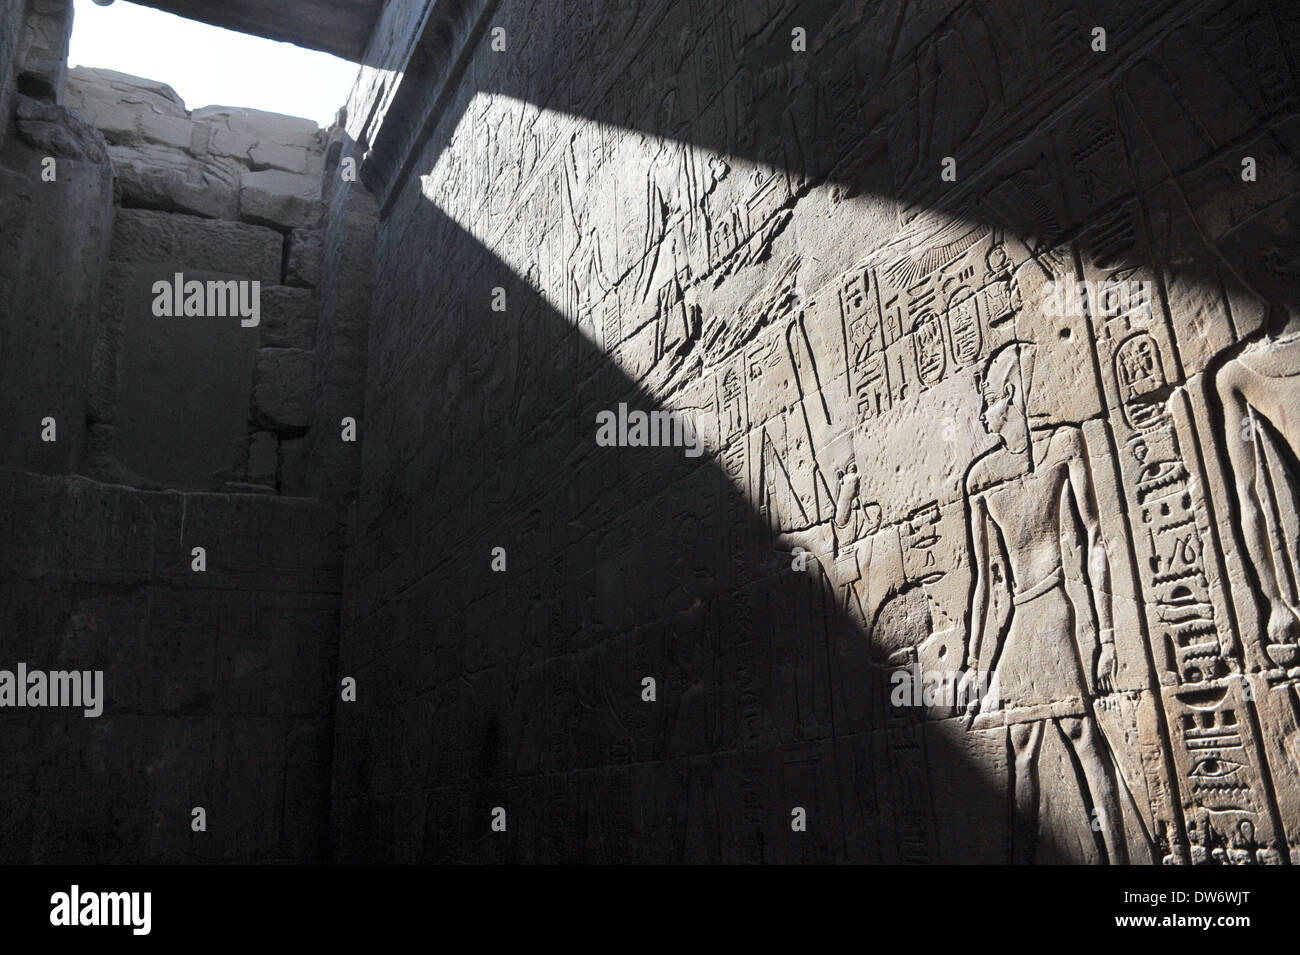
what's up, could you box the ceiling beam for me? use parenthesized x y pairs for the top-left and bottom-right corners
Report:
(125, 0), (385, 62)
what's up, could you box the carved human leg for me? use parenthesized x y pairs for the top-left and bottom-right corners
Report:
(1009, 721), (1045, 864)
(1060, 715), (1130, 864)
(1215, 354), (1300, 655)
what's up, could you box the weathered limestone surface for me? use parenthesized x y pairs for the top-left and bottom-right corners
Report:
(239, 168), (324, 230)
(192, 105), (324, 176)
(106, 263), (261, 490)
(66, 68), (193, 148)
(0, 11), (117, 479)
(247, 430), (280, 488)
(15, 0), (72, 102)
(0, 471), (341, 863)
(297, 132), (375, 502)
(16, 95), (109, 162)
(60, 69), (343, 493)
(261, 286), (320, 349)
(6, 0), (1300, 867)
(0, 0), (350, 865)
(67, 68), (330, 229)
(84, 206), (305, 489)
(0, 0), (24, 147)
(254, 347), (315, 435)
(105, 143), (242, 220)
(0, 96), (114, 476)
(286, 227), (325, 288)
(108, 207), (283, 280)
(327, 0), (1300, 864)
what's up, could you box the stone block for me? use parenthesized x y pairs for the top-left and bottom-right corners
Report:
(15, 95), (108, 163)
(246, 430), (279, 486)
(193, 105), (321, 155)
(260, 285), (319, 349)
(279, 435), (310, 496)
(0, 471), (341, 863)
(16, 0), (72, 103)
(253, 347), (314, 434)
(107, 143), (241, 219)
(240, 169), (323, 230)
(65, 67), (194, 149)
(109, 208), (282, 282)
(0, 131), (114, 475)
(107, 265), (260, 490)
(286, 227), (324, 287)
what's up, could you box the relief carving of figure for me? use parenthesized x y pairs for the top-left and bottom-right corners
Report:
(961, 341), (1130, 864)
(1214, 196), (1300, 666)
(779, 463), (905, 652)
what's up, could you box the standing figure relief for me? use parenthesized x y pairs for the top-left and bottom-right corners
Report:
(1216, 332), (1300, 665)
(961, 341), (1130, 864)
(1214, 197), (1300, 668)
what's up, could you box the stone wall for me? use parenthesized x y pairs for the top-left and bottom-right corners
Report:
(328, 0), (1300, 863)
(4, 0), (1300, 866)
(299, 120), (374, 502)
(0, 0), (367, 863)
(15, 0), (70, 102)
(0, 471), (341, 862)
(0, 4), (113, 477)
(65, 67), (342, 494)
(0, 0), (24, 146)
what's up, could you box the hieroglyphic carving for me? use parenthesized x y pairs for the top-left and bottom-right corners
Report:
(1087, 224), (1286, 862)
(359, 0), (1300, 866)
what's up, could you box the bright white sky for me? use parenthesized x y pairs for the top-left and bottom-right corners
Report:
(67, 0), (360, 127)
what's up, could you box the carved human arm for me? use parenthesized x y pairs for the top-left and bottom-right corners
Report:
(778, 523), (836, 577)
(967, 493), (991, 669)
(960, 489), (992, 721)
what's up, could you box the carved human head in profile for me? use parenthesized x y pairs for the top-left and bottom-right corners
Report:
(977, 341), (1037, 444)
(1218, 192), (1300, 331)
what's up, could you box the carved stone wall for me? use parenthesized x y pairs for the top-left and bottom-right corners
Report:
(0, 1), (362, 862)
(60, 68), (338, 493)
(3, 0), (1300, 865)
(329, 0), (1300, 863)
